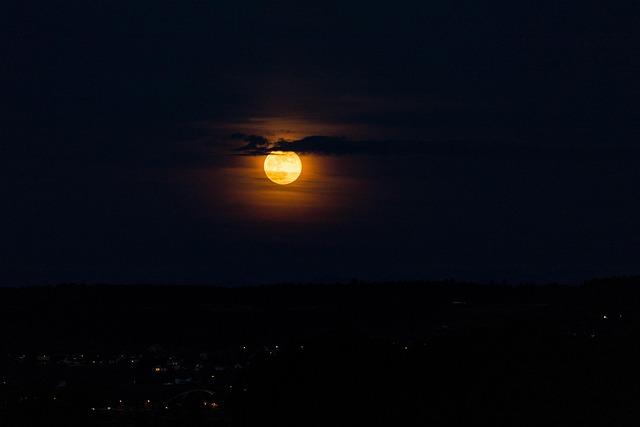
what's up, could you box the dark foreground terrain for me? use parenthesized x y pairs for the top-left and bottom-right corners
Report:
(1, 278), (640, 426)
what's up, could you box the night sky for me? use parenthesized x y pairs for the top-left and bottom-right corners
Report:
(3, 2), (639, 285)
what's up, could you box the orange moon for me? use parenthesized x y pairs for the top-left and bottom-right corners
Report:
(263, 151), (302, 185)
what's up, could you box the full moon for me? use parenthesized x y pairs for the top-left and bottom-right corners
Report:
(263, 151), (302, 185)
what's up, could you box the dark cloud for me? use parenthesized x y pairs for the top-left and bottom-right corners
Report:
(232, 134), (607, 157)
(231, 133), (270, 152)
(233, 135), (499, 156)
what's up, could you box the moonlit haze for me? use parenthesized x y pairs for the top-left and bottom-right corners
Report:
(3, 1), (639, 285)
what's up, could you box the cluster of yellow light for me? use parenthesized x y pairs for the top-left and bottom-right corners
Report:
(263, 151), (302, 185)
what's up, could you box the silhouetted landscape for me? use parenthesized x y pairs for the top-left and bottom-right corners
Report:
(2, 278), (640, 426)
